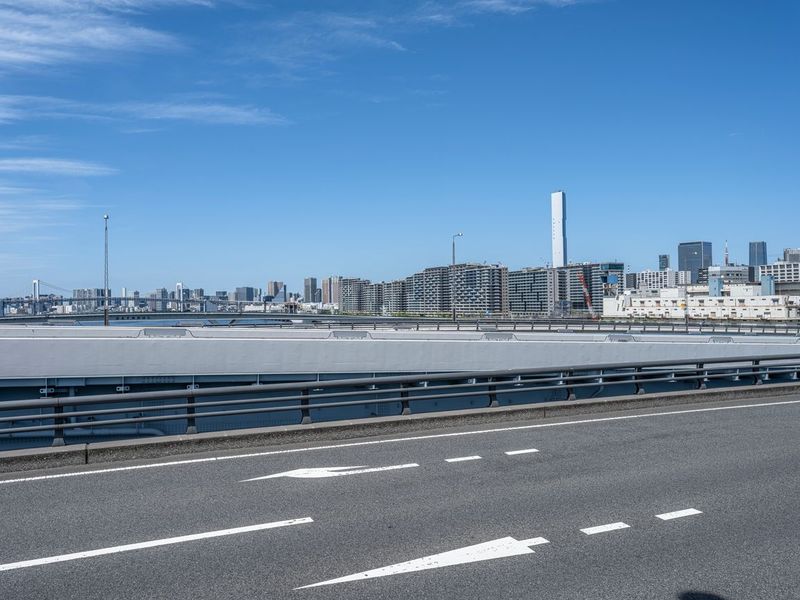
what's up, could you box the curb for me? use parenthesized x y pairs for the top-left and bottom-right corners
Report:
(2, 381), (799, 474)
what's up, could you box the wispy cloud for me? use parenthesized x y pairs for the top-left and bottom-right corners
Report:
(242, 11), (407, 72)
(0, 0), (215, 69)
(238, 1), (584, 76)
(0, 94), (286, 126)
(0, 134), (50, 150)
(0, 158), (117, 176)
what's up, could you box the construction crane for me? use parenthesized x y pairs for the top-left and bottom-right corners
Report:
(576, 272), (598, 320)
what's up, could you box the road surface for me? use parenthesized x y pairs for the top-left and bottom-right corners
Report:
(1, 395), (798, 599)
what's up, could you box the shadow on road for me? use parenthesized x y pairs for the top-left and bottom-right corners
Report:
(679, 593), (727, 600)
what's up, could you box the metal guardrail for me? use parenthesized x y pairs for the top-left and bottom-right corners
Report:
(2, 313), (800, 336)
(1, 354), (799, 449)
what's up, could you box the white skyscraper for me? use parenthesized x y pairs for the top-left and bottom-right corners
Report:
(551, 190), (567, 268)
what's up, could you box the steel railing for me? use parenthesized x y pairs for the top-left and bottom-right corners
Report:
(1, 354), (799, 448)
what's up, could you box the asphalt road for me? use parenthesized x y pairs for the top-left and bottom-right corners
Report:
(1, 395), (799, 599)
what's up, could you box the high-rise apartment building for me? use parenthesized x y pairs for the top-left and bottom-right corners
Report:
(72, 288), (104, 311)
(658, 254), (670, 271)
(382, 280), (407, 314)
(340, 278), (371, 313)
(551, 191), (567, 268)
(749, 242), (767, 267)
(450, 263), (509, 316)
(508, 267), (557, 316)
(321, 276), (342, 306)
(678, 241), (712, 283)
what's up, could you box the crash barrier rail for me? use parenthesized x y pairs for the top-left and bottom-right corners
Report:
(3, 313), (800, 336)
(1, 353), (799, 448)
(302, 319), (800, 335)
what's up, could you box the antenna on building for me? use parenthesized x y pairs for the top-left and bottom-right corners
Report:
(724, 240), (729, 266)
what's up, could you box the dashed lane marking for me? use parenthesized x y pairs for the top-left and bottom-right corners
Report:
(656, 508), (703, 520)
(580, 522), (630, 535)
(505, 448), (539, 456)
(445, 456), (482, 463)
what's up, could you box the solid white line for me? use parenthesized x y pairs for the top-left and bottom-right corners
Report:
(656, 508), (702, 521)
(445, 455), (482, 463)
(580, 522), (630, 535)
(505, 448), (539, 456)
(3, 398), (799, 486)
(519, 537), (549, 547)
(0, 517), (313, 572)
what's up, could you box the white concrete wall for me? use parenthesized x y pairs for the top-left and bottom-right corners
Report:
(0, 326), (798, 379)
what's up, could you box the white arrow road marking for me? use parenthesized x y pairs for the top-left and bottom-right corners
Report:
(580, 522), (630, 535)
(656, 508), (702, 521)
(241, 463), (419, 482)
(296, 536), (549, 589)
(0, 518), (313, 572)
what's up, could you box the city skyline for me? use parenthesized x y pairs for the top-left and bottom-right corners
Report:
(1, 1), (798, 296)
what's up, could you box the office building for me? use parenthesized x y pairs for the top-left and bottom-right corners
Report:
(749, 242), (767, 267)
(266, 281), (284, 298)
(658, 254), (670, 271)
(234, 287), (257, 303)
(551, 191), (567, 268)
(678, 241), (712, 283)
(303, 277), (318, 303)
(759, 262), (800, 283)
(635, 269), (691, 290)
(784, 248), (800, 263)
(708, 265), (752, 285)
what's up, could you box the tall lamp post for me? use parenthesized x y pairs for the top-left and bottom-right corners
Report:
(103, 214), (109, 327)
(451, 232), (463, 322)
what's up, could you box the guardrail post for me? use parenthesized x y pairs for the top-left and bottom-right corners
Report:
(400, 384), (411, 415)
(563, 371), (576, 401)
(186, 384), (198, 434)
(696, 363), (707, 389)
(633, 367), (645, 395)
(752, 360), (762, 385)
(487, 377), (499, 408)
(52, 402), (65, 447)
(300, 388), (311, 424)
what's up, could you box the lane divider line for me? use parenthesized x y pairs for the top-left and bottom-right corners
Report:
(656, 508), (703, 521)
(0, 517), (313, 572)
(3, 398), (798, 486)
(505, 448), (539, 456)
(445, 456), (482, 463)
(580, 522), (630, 535)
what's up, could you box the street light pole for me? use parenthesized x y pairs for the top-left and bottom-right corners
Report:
(103, 214), (109, 327)
(451, 232), (463, 322)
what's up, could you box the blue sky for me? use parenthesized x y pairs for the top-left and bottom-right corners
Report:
(0, 0), (798, 297)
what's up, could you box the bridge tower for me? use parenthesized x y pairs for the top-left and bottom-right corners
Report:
(32, 279), (40, 315)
